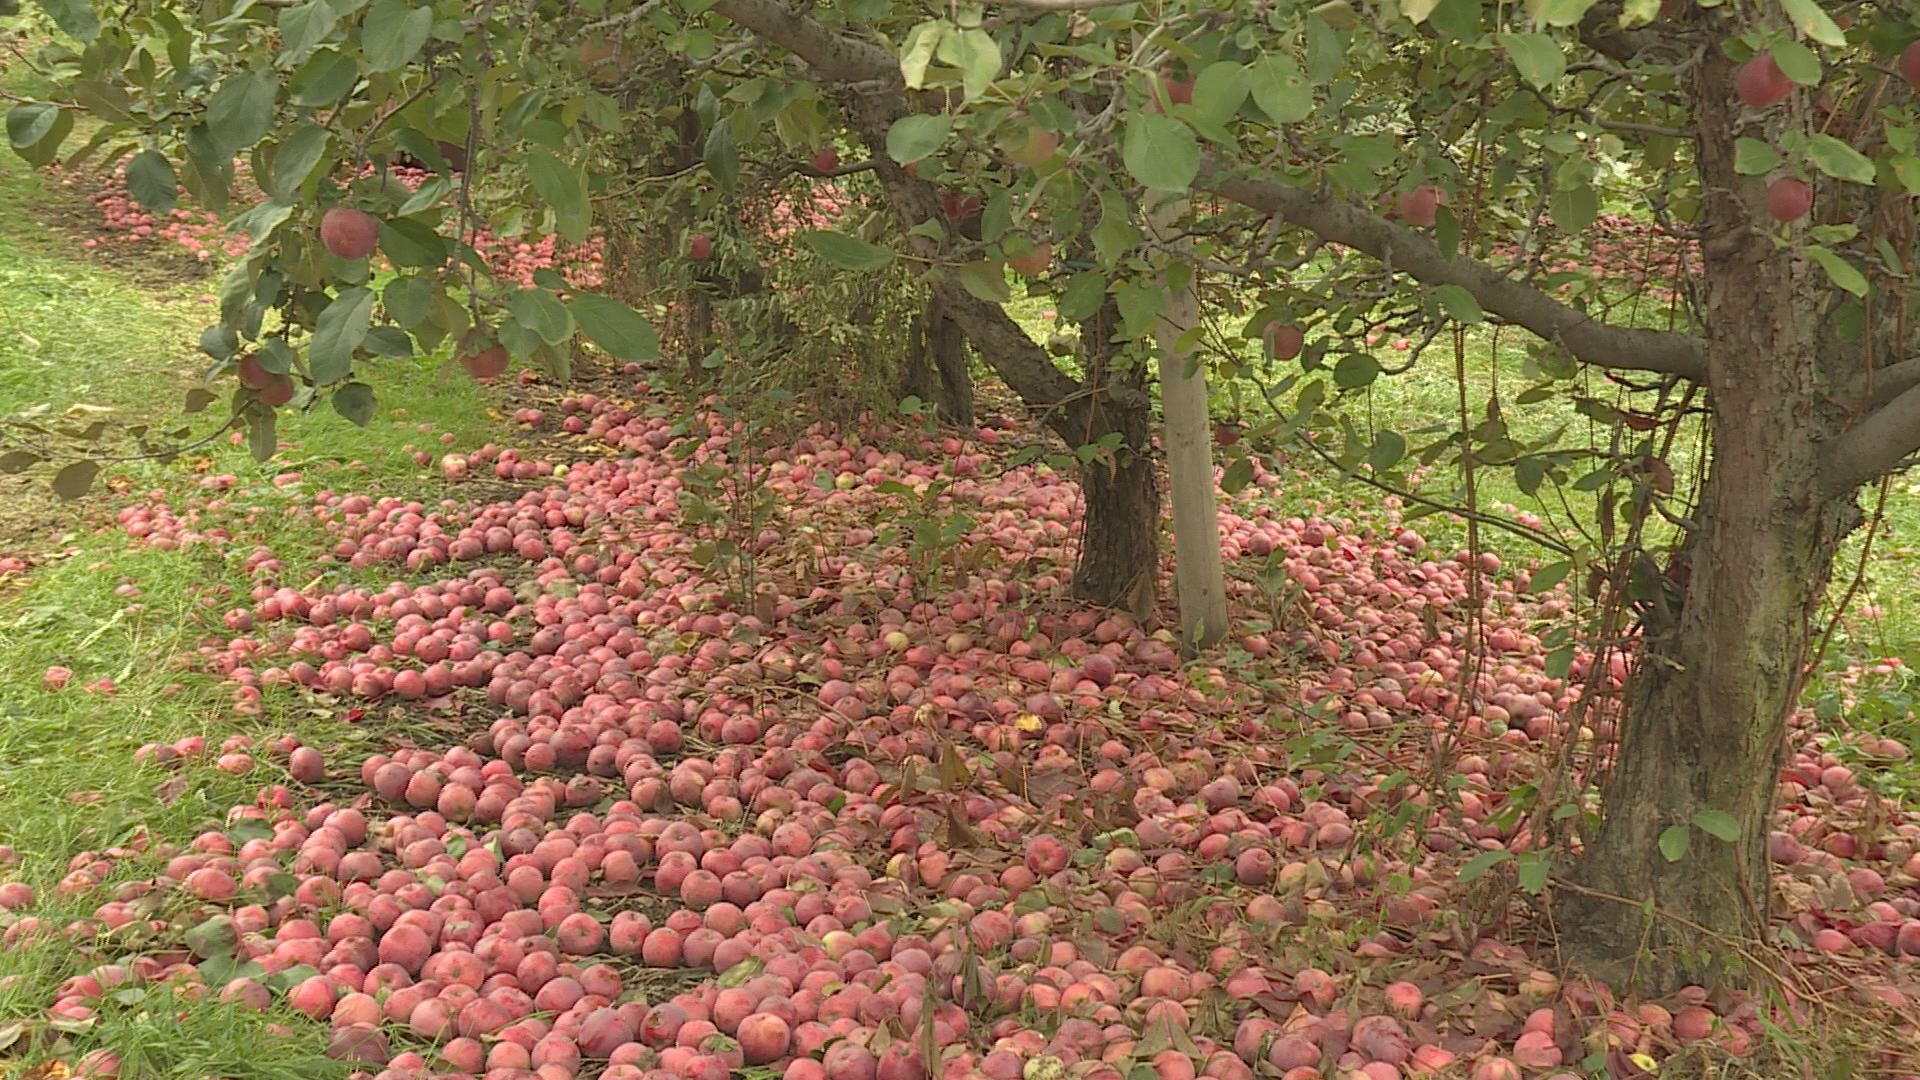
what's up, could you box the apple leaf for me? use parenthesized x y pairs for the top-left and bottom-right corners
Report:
(1658, 824), (1690, 863)
(800, 230), (894, 271)
(1122, 113), (1200, 192)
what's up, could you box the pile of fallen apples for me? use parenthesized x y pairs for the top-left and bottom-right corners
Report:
(10, 375), (1920, 1080)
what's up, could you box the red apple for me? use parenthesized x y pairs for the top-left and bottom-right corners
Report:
(458, 331), (510, 382)
(236, 354), (273, 390)
(579, 39), (616, 67)
(259, 373), (295, 408)
(1154, 74), (1194, 111)
(1736, 55), (1793, 108)
(1766, 177), (1812, 222)
(1008, 242), (1052, 277)
(1262, 322), (1304, 360)
(689, 233), (712, 261)
(1902, 41), (1920, 92)
(1007, 125), (1059, 168)
(319, 208), (379, 261)
(1396, 186), (1440, 228)
(811, 147), (840, 173)
(939, 192), (981, 222)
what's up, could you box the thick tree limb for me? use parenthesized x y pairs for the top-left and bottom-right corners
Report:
(1197, 164), (1708, 381)
(1848, 357), (1920, 412)
(708, 0), (895, 80)
(1824, 382), (1920, 492)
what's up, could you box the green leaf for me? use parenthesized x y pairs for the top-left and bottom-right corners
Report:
(1122, 113), (1200, 192)
(270, 125), (330, 201)
(376, 218), (447, 269)
(363, 326), (411, 357)
(1805, 134), (1875, 186)
(703, 121), (739, 195)
(935, 26), (1001, 102)
(247, 408), (277, 462)
(1529, 560), (1571, 592)
(6, 103), (59, 149)
(51, 460), (97, 500)
(1248, 55), (1312, 124)
(886, 113), (951, 164)
(1780, 0), (1846, 47)
(1458, 849), (1512, 882)
(1432, 283), (1484, 323)
(1498, 32), (1566, 90)
(382, 277), (431, 327)
(1401, 0), (1442, 23)
(1618, 0), (1658, 27)
(1550, 182), (1598, 233)
(1771, 40), (1822, 86)
(1733, 137), (1781, 177)
(1516, 853), (1551, 893)
(1806, 245), (1869, 297)
(33, 0), (99, 42)
(205, 73), (277, 157)
(510, 289), (574, 346)
(1368, 431), (1406, 473)
(1333, 352), (1380, 389)
(570, 293), (661, 361)
(1221, 457), (1255, 494)
(277, 0), (339, 56)
(956, 260), (1010, 303)
(124, 149), (178, 214)
(1191, 61), (1249, 125)
(799, 230), (893, 271)
(1057, 271), (1107, 322)
(1091, 190), (1141, 266)
(528, 150), (590, 243)
(898, 21), (943, 90)
(1691, 810), (1740, 842)
(309, 287), (375, 384)
(1658, 824), (1690, 863)
(290, 48), (359, 107)
(363, 0), (433, 73)
(1529, 0), (1598, 27)
(256, 338), (295, 374)
(331, 382), (376, 426)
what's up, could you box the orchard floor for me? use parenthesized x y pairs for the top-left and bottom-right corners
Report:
(2, 133), (1920, 1080)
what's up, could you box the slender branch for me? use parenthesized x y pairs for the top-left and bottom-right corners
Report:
(1823, 379), (1920, 492)
(1196, 162), (1708, 381)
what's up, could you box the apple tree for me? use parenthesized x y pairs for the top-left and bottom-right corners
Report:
(656, 0), (1920, 993)
(15, 0), (1920, 994)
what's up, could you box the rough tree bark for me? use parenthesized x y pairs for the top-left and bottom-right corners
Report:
(1554, 45), (1860, 993)
(1069, 297), (1159, 620)
(1143, 191), (1228, 648)
(901, 294), (975, 427)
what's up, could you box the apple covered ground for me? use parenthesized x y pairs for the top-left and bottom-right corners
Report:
(1, 341), (1918, 1080)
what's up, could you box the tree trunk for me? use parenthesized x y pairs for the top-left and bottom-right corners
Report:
(901, 295), (974, 426)
(1069, 297), (1158, 619)
(928, 305), (974, 427)
(1143, 192), (1228, 649)
(1556, 45), (1860, 994)
(1073, 451), (1160, 620)
(834, 89), (1159, 613)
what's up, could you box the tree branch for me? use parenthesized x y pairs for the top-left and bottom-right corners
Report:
(708, 0), (896, 81)
(1824, 381), (1920, 493)
(1847, 357), (1920, 412)
(1196, 163), (1708, 381)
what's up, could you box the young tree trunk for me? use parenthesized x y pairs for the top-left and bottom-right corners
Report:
(1556, 47), (1860, 994)
(1143, 192), (1228, 649)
